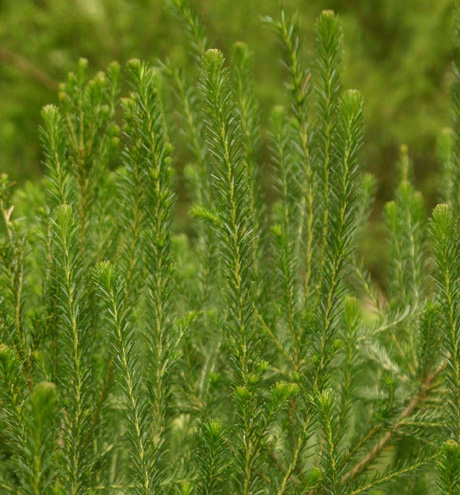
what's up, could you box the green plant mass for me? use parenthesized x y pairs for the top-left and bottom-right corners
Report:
(1, 1), (460, 494)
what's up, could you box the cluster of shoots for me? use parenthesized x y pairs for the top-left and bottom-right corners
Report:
(1, 1), (460, 494)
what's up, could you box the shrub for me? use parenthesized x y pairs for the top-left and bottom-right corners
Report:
(0, 0), (453, 193)
(0, 2), (459, 494)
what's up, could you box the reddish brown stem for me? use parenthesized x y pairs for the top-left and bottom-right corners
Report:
(341, 361), (445, 485)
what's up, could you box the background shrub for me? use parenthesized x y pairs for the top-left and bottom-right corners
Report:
(0, 0), (454, 201)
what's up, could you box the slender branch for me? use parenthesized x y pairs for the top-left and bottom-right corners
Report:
(341, 360), (445, 484)
(347, 453), (437, 495)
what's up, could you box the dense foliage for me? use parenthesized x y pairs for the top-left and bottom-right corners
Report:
(0, 0), (453, 195)
(1, 2), (460, 494)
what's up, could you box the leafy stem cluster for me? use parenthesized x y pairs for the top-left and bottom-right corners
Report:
(1, 2), (460, 494)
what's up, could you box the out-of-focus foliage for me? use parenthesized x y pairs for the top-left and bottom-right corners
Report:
(0, 0), (454, 199)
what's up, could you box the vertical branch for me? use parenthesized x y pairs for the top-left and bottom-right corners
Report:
(59, 59), (120, 246)
(0, 346), (29, 491)
(0, 351), (57, 494)
(385, 146), (427, 308)
(232, 42), (265, 296)
(436, 440), (460, 495)
(0, 176), (30, 380)
(51, 205), (93, 494)
(268, 10), (316, 296)
(314, 10), (342, 303)
(315, 390), (344, 495)
(169, 0), (210, 61)
(201, 48), (259, 495)
(196, 420), (229, 495)
(126, 59), (177, 479)
(314, 90), (364, 390)
(40, 105), (75, 211)
(270, 106), (302, 364)
(429, 204), (460, 442)
(94, 263), (157, 494)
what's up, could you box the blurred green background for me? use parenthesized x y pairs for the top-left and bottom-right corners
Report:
(0, 0), (454, 203)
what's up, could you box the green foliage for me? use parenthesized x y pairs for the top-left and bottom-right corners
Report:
(0, 0), (453, 205)
(94, 261), (160, 494)
(196, 420), (228, 495)
(1, 2), (460, 495)
(436, 440), (460, 494)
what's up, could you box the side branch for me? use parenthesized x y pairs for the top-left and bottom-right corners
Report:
(341, 361), (445, 484)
